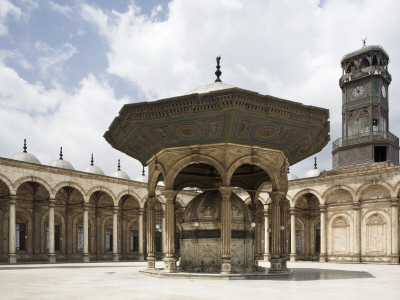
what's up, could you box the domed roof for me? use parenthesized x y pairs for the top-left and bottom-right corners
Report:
(304, 157), (323, 178)
(49, 147), (74, 170)
(82, 154), (104, 175)
(11, 139), (41, 165)
(110, 160), (130, 180)
(287, 173), (299, 181)
(341, 43), (389, 63)
(182, 190), (251, 225)
(185, 82), (234, 95)
(134, 166), (148, 183)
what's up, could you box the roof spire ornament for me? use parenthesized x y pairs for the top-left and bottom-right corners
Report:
(215, 56), (222, 82)
(117, 159), (121, 171)
(362, 37), (367, 47)
(59, 147), (63, 160)
(23, 139), (27, 153)
(142, 166), (145, 176)
(90, 153), (94, 166)
(314, 157), (318, 169)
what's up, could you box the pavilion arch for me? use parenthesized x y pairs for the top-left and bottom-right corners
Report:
(293, 189), (323, 207)
(116, 190), (142, 207)
(52, 182), (86, 200)
(147, 164), (166, 198)
(226, 155), (281, 192)
(356, 181), (393, 201)
(86, 186), (117, 205)
(175, 181), (208, 192)
(394, 182), (400, 199)
(13, 176), (53, 198)
(323, 186), (355, 206)
(165, 154), (227, 189)
(0, 175), (13, 194)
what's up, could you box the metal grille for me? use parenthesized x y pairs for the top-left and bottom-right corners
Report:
(16, 223), (26, 251)
(130, 230), (138, 252)
(77, 227), (83, 252)
(46, 226), (49, 251)
(105, 229), (112, 251)
(296, 230), (301, 253)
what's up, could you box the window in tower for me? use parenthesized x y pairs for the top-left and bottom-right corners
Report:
(374, 146), (387, 162)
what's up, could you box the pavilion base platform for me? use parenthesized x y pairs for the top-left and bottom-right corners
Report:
(139, 267), (294, 280)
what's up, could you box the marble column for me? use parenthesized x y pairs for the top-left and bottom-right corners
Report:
(48, 199), (56, 263)
(268, 191), (288, 273)
(112, 206), (119, 262)
(320, 205), (327, 262)
(163, 190), (177, 272)
(8, 195), (17, 263)
(146, 197), (156, 269)
(138, 208), (144, 260)
(391, 200), (399, 263)
(162, 213), (166, 255)
(290, 208), (297, 261)
(263, 206), (270, 261)
(83, 203), (90, 262)
(353, 203), (361, 262)
(219, 186), (233, 274)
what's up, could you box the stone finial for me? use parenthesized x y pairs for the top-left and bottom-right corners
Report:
(287, 167), (290, 173)
(215, 56), (222, 82)
(90, 154), (94, 166)
(314, 157), (317, 169)
(362, 37), (367, 47)
(117, 159), (121, 171)
(23, 139), (27, 153)
(142, 166), (145, 176)
(59, 147), (63, 160)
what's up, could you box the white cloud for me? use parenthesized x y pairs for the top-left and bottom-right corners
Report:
(48, 0), (73, 16)
(35, 42), (78, 80)
(79, 0), (400, 176)
(0, 0), (21, 36)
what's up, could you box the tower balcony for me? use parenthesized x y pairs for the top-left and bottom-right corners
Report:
(332, 131), (399, 152)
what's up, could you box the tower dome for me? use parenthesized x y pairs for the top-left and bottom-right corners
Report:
(82, 154), (104, 175)
(110, 160), (130, 180)
(11, 139), (41, 165)
(304, 157), (323, 178)
(50, 147), (74, 170)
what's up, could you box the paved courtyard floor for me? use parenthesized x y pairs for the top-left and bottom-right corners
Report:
(0, 260), (399, 300)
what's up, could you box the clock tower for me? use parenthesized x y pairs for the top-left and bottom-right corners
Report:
(332, 42), (399, 169)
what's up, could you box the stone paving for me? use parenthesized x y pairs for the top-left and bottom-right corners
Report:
(0, 261), (399, 300)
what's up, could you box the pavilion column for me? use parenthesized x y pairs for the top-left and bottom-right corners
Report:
(219, 186), (233, 274)
(161, 212), (166, 255)
(112, 206), (119, 262)
(8, 195), (17, 263)
(281, 204), (288, 257)
(146, 197), (156, 269)
(320, 205), (327, 262)
(268, 191), (288, 273)
(83, 203), (90, 262)
(163, 190), (177, 272)
(138, 209), (144, 260)
(263, 206), (270, 261)
(48, 199), (56, 263)
(391, 200), (399, 263)
(290, 208), (297, 261)
(353, 203), (361, 262)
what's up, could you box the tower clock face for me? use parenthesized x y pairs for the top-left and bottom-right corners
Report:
(382, 85), (387, 98)
(352, 85), (365, 98)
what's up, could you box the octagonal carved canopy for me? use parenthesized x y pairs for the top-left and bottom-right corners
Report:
(104, 87), (330, 165)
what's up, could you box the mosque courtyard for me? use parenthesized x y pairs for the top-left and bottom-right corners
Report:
(0, 261), (399, 300)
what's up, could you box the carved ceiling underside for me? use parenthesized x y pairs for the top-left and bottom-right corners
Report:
(104, 88), (330, 165)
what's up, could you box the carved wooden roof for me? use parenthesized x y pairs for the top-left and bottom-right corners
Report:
(104, 87), (330, 165)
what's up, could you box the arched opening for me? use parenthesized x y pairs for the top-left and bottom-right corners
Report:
(0, 179), (10, 260)
(294, 193), (320, 261)
(89, 191), (114, 261)
(15, 181), (50, 261)
(54, 186), (84, 260)
(119, 195), (140, 260)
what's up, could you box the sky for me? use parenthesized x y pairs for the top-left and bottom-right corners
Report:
(1, 0), (400, 180)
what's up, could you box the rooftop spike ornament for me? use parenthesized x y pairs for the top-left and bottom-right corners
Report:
(90, 154), (94, 166)
(23, 139), (27, 153)
(314, 157), (318, 169)
(142, 166), (145, 176)
(117, 159), (121, 171)
(59, 147), (63, 160)
(362, 37), (367, 47)
(215, 56), (222, 82)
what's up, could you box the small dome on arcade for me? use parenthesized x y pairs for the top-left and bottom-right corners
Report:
(50, 147), (74, 170)
(110, 159), (130, 180)
(287, 167), (299, 181)
(134, 166), (148, 183)
(11, 139), (41, 165)
(304, 157), (323, 178)
(82, 154), (104, 175)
